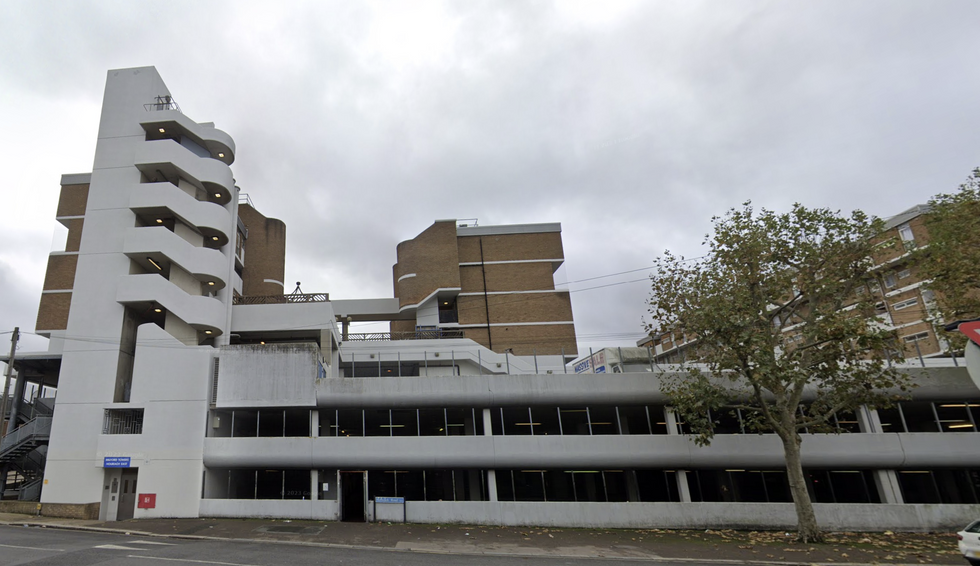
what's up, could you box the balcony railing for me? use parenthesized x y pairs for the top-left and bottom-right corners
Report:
(143, 95), (180, 112)
(234, 293), (329, 305)
(346, 329), (465, 342)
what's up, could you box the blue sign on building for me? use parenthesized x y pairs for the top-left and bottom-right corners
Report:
(103, 457), (131, 468)
(374, 496), (405, 504)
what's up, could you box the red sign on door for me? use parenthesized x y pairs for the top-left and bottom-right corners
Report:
(137, 493), (156, 509)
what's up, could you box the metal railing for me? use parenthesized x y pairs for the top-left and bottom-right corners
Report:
(346, 329), (466, 342)
(234, 293), (329, 305)
(143, 95), (180, 112)
(0, 417), (52, 460)
(18, 477), (42, 501)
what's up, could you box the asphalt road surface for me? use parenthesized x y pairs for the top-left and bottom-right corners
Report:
(0, 524), (777, 565)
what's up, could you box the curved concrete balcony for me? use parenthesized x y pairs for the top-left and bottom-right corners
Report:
(123, 226), (228, 290)
(117, 273), (225, 335)
(130, 182), (232, 246)
(140, 110), (235, 165)
(135, 140), (235, 206)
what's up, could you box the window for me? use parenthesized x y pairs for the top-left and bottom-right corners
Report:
(898, 223), (915, 243)
(898, 268), (911, 280)
(903, 331), (930, 343)
(883, 274), (897, 289)
(892, 297), (919, 311)
(855, 285), (866, 296)
(103, 409), (144, 434)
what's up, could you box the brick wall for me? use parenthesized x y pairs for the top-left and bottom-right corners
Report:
(56, 184), (89, 217)
(42, 254), (77, 290)
(238, 204), (286, 297)
(36, 292), (72, 331)
(393, 221), (459, 308)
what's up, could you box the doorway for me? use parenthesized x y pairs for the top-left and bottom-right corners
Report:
(340, 471), (365, 522)
(117, 469), (139, 520)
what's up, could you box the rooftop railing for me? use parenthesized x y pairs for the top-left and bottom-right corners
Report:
(234, 293), (329, 305)
(143, 95), (180, 112)
(346, 329), (465, 341)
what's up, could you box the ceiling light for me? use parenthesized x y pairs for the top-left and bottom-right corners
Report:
(153, 308), (162, 313)
(156, 218), (164, 224)
(205, 330), (212, 335)
(158, 128), (165, 134)
(217, 152), (224, 158)
(949, 423), (974, 429)
(147, 257), (163, 271)
(212, 236), (219, 241)
(214, 193), (222, 198)
(259, 341), (265, 345)
(207, 281), (215, 286)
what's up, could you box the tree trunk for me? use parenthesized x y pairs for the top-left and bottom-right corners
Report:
(780, 432), (823, 543)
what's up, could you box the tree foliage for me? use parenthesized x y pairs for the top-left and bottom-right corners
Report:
(919, 168), (980, 349)
(647, 202), (911, 543)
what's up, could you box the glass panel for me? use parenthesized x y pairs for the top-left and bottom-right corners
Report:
(502, 407), (533, 435)
(543, 470), (575, 501)
(530, 407), (561, 435)
(391, 409), (418, 436)
(900, 402), (940, 432)
(364, 409), (390, 436)
(617, 406), (650, 434)
(559, 407), (590, 435)
(337, 409), (363, 437)
(418, 409), (445, 436)
(588, 406), (618, 435)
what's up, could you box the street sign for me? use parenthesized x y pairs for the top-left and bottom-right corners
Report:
(374, 496), (404, 504)
(959, 321), (980, 347)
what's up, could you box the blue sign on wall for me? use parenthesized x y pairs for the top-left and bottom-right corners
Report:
(104, 457), (131, 468)
(374, 496), (405, 504)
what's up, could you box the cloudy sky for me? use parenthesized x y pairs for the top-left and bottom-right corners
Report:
(2, 0), (979, 355)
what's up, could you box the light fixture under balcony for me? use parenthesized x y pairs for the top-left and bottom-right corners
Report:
(153, 307), (162, 313)
(158, 128), (166, 134)
(155, 218), (164, 224)
(212, 236), (219, 241)
(217, 152), (225, 158)
(207, 281), (215, 286)
(214, 193), (222, 198)
(205, 330), (212, 335)
(147, 257), (163, 271)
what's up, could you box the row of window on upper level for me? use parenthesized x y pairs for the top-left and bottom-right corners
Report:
(203, 401), (980, 438)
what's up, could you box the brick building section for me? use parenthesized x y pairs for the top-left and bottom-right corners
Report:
(238, 203), (286, 297)
(36, 181), (88, 333)
(643, 204), (948, 363)
(392, 221), (577, 357)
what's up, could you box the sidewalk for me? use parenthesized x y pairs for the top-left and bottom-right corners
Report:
(0, 512), (965, 564)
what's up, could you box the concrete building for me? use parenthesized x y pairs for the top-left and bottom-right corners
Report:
(2, 67), (980, 531)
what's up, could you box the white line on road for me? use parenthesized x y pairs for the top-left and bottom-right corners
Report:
(0, 542), (65, 551)
(130, 540), (177, 545)
(127, 556), (264, 566)
(96, 544), (148, 550)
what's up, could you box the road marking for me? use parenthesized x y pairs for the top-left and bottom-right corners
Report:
(0, 542), (65, 552)
(128, 556), (264, 566)
(130, 540), (177, 545)
(96, 544), (147, 550)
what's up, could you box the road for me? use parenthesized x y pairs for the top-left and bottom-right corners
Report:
(0, 524), (778, 566)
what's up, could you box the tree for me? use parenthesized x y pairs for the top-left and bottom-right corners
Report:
(647, 202), (910, 543)
(919, 168), (980, 350)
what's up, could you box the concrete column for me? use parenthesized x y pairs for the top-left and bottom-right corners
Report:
(310, 469), (319, 501)
(873, 470), (904, 504)
(856, 405), (881, 433)
(676, 471), (692, 502)
(482, 408), (498, 501)
(311, 410), (319, 437)
(664, 407), (692, 502)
